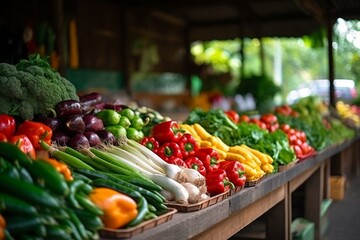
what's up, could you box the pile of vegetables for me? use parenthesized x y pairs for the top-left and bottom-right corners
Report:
(0, 54), (78, 120)
(145, 120), (239, 197)
(95, 108), (145, 142)
(276, 97), (355, 150)
(0, 142), (103, 240)
(184, 109), (295, 171)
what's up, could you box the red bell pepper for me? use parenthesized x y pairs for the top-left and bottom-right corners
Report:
(140, 136), (159, 152)
(0, 132), (7, 142)
(184, 156), (206, 176)
(150, 120), (183, 144)
(205, 168), (234, 195)
(196, 147), (220, 172)
(16, 120), (53, 150)
(0, 114), (16, 139)
(9, 135), (36, 159)
(219, 161), (246, 187)
(167, 156), (187, 168)
(177, 133), (199, 159)
(157, 142), (183, 162)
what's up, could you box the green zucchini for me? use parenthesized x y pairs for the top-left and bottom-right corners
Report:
(45, 225), (73, 240)
(75, 192), (103, 216)
(6, 216), (44, 236)
(0, 174), (61, 209)
(109, 173), (162, 192)
(72, 208), (104, 231)
(0, 193), (38, 215)
(125, 196), (149, 228)
(91, 178), (142, 200)
(25, 159), (69, 196)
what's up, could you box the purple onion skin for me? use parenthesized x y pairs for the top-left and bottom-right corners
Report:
(84, 131), (102, 147)
(96, 130), (117, 145)
(79, 92), (103, 106)
(56, 100), (83, 119)
(35, 115), (62, 131)
(83, 114), (104, 132)
(52, 131), (71, 146)
(68, 134), (90, 150)
(65, 114), (86, 135)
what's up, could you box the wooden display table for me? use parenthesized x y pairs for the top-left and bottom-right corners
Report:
(113, 137), (359, 240)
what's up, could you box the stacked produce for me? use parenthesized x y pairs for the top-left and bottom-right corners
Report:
(279, 124), (316, 160)
(336, 101), (360, 128)
(142, 120), (246, 197)
(184, 108), (293, 172)
(0, 142), (103, 240)
(276, 97), (355, 149)
(95, 108), (145, 142)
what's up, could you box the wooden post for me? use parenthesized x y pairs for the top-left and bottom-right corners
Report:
(304, 165), (323, 240)
(326, 8), (336, 106)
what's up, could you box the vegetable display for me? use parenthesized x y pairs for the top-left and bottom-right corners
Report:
(0, 54), (78, 120)
(1, 55), (359, 238)
(0, 142), (103, 240)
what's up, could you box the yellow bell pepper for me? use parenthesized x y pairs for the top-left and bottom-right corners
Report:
(89, 187), (138, 229)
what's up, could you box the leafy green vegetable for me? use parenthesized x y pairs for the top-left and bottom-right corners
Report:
(230, 123), (296, 171)
(184, 108), (238, 135)
(0, 54), (79, 120)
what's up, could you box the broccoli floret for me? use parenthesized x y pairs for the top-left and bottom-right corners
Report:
(17, 101), (35, 120)
(0, 76), (23, 99)
(24, 65), (44, 77)
(0, 54), (79, 120)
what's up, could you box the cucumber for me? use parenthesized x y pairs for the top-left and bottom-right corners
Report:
(0, 174), (61, 209)
(91, 178), (142, 200)
(75, 169), (164, 205)
(25, 159), (69, 196)
(45, 225), (72, 240)
(110, 173), (162, 192)
(125, 196), (149, 228)
(6, 216), (44, 236)
(72, 208), (104, 231)
(0, 193), (38, 215)
(75, 192), (103, 216)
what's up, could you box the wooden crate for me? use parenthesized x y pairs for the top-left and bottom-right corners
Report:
(330, 176), (346, 200)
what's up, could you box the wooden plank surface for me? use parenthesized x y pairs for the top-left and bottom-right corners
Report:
(191, 186), (286, 240)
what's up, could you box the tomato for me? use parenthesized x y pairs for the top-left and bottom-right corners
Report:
(260, 113), (277, 124)
(225, 110), (240, 124)
(240, 115), (250, 122)
(288, 128), (296, 135)
(280, 124), (290, 132)
(288, 134), (298, 145)
(300, 142), (309, 155)
(298, 131), (307, 142)
(292, 145), (303, 157)
(269, 124), (278, 133)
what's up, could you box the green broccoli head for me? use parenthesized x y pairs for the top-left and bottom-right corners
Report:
(0, 54), (79, 120)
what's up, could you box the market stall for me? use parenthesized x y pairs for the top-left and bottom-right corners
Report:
(2, 1), (360, 240)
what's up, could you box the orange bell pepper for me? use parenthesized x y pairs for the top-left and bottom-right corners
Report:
(42, 158), (73, 181)
(16, 120), (52, 150)
(89, 187), (138, 229)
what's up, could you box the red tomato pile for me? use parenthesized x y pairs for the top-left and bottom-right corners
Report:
(279, 124), (316, 160)
(239, 113), (280, 133)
